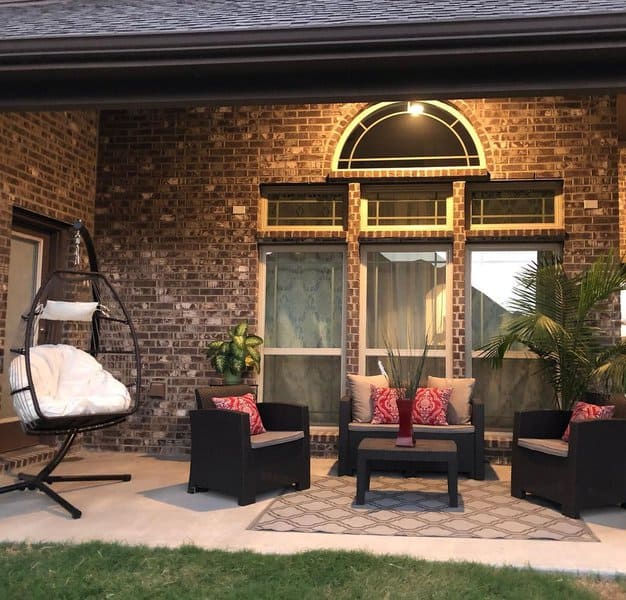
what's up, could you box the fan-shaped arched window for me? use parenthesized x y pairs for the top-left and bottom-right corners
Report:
(333, 101), (485, 170)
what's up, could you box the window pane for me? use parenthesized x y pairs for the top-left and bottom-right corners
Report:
(263, 356), (341, 425)
(263, 186), (345, 227)
(362, 186), (449, 227)
(470, 249), (559, 428)
(366, 250), (447, 350)
(472, 357), (554, 428)
(264, 251), (344, 348)
(366, 356), (445, 380)
(470, 188), (556, 226)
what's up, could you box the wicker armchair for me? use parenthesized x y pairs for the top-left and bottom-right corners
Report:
(511, 409), (626, 518)
(188, 385), (310, 505)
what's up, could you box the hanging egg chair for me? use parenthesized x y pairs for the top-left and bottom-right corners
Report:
(0, 221), (141, 519)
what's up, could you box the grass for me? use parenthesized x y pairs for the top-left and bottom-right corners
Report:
(1, 542), (625, 599)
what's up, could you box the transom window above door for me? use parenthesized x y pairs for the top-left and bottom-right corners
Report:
(360, 184), (452, 231)
(259, 184), (347, 231)
(333, 101), (485, 171)
(467, 181), (563, 230)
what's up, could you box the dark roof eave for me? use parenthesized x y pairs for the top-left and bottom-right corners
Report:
(1, 12), (626, 109)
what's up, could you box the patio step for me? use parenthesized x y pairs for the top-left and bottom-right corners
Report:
(0, 444), (56, 474)
(0, 444), (81, 474)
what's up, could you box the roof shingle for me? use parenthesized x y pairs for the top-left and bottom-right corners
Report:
(1, 0), (626, 40)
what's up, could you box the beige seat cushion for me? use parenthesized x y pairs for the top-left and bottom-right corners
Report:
(347, 373), (388, 422)
(348, 422), (475, 434)
(250, 430), (304, 449)
(518, 437), (569, 457)
(427, 376), (475, 425)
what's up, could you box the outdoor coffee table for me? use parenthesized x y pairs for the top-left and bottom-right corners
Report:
(355, 438), (458, 507)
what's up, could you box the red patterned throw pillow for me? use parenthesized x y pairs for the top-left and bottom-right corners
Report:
(412, 387), (452, 425)
(561, 400), (614, 442)
(212, 393), (266, 435)
(370, 386), (401, 424)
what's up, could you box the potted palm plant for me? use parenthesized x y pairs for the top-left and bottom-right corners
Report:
(205, 321), (264, 385)
(480, 253), (626, 410)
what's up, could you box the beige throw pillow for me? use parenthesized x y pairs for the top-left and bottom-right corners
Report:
(427, 376), (475, 425)
(347, 373), (388, 422)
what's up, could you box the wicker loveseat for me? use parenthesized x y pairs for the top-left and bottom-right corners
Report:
(338, 376), (485, 479)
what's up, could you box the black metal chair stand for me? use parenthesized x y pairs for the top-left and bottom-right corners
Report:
(0, 430), (131, 519)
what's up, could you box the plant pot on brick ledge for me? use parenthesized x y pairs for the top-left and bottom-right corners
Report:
(205, 321), (264, 386)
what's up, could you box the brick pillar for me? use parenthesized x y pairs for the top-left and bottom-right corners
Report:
(345, 182), (361, 376)
(452, 180), (467, 377)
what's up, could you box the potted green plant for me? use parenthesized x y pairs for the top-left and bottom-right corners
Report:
(383, 333), (429, 447)
(205, 321), (264, 385)
(480, 253), (626, 410)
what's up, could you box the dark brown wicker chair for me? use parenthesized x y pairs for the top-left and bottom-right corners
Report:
(187, 385), (310, 505)
(511, 409), (626, 518)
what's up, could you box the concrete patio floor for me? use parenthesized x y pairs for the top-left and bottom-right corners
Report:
(0, 451), (625, 576)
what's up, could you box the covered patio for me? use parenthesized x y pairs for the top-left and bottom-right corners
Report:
(1, 451), (625, 576)
(1, 1), (626, 577)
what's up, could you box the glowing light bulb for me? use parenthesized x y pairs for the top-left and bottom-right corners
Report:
(407, 101), (424, 116)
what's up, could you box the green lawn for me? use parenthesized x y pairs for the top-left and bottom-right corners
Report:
(1, 542), (624, 599)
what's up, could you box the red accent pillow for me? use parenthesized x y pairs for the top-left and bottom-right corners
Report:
(370, 386), (401, 424)
(562, 400), (615, 442)
(412, 387), (452, 425)
(212, 393), (266, 435)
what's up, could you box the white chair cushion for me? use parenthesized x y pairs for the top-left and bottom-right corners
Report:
(10, 344), (131, 423)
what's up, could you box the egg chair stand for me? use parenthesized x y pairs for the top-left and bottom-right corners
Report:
(0, 430), (131, 519)
(0, 221), (141, 519)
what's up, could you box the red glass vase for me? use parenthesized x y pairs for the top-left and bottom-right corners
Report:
(395, 395), (415, 447)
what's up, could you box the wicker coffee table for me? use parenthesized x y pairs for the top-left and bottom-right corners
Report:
(355, 438), (458, 506)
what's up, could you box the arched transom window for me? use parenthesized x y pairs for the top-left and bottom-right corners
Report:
(333, 101), (485, 170)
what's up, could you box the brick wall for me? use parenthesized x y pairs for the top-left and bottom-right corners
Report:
(93, 97), (620, 455)
(0, 110), (98, 385)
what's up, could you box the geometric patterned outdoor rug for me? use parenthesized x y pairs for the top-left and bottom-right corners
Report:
(250, 476), (598, 541)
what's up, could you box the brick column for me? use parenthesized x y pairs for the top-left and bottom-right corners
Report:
(452, 180), (467, 377)
(345, 182), (361, 375)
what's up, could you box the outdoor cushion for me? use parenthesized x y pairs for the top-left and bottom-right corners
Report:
(347, 373), (388, 422)
(370, 386), (400, 424)
(412, 387), (451, 425)
(427, 376), (475, 425)
(250, 430), (304, 449)
(40, 300), (99, 322)
(518, 437), (569, 457)
(561, 401), (614, 442)
(212, 393), (266, 435)
(348, 422), (475, 434)
(10, 344), (131, 423)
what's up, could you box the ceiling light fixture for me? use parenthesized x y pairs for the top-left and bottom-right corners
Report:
(407, 101), (425, 116)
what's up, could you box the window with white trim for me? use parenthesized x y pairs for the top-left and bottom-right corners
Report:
(333, 101), (486, 171)
(259, 184), (347, 231)
(259, 245), (345, 424)
(360, 184), (452, 231)
(467, 182), (563, 230)
(467, 245), (561, 428)
(360, 245), (451, 379)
